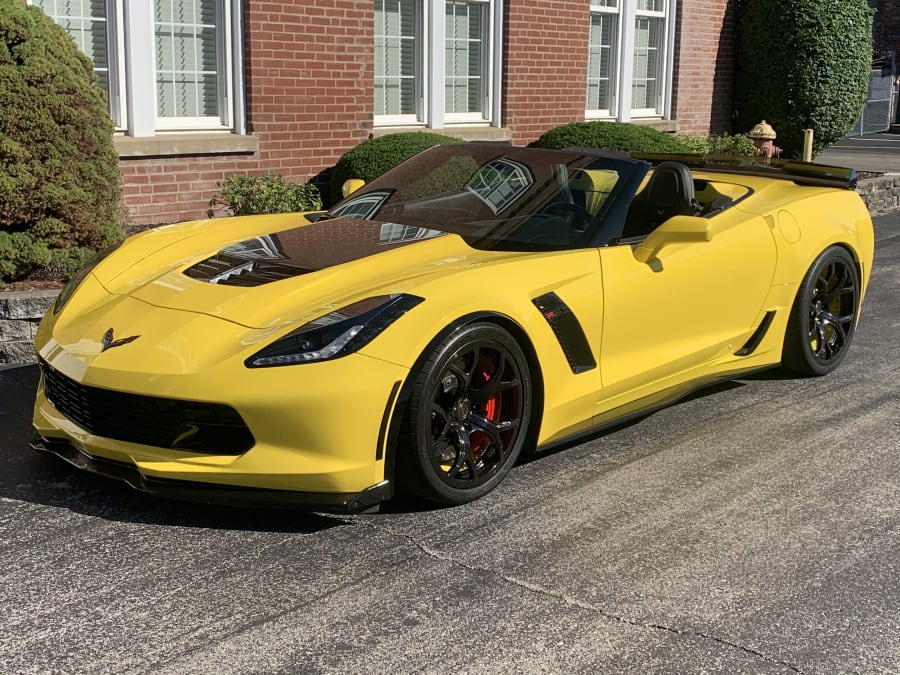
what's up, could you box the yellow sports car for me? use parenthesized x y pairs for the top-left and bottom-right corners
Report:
(31, 145), (874, 510)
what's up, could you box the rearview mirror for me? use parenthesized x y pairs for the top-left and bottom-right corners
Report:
(634, 215), (713, 265)
(342, 178), (366, 198)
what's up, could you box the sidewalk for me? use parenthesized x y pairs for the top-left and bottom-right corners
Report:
(816, 131), (900, 174)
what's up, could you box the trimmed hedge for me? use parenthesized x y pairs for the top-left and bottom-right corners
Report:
(734, 0), (872, 158)
(329, 132), (463, 203)
(676, 133), (757, 156)
(533, 121), (691, 153)
(0, 1), (124, 283)
(207, 173), (322, 217)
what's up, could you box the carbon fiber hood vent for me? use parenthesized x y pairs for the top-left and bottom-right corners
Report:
(183, 219), (447, 288)
(184, 252), (312, 287)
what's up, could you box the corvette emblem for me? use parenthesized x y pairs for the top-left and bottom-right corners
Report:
(101, 328), (140, 352)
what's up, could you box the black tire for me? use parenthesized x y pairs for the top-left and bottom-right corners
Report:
(782, 246), (860, 377)
(397, 323), (533, 505)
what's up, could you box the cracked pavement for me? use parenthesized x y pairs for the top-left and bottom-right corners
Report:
(1, 214), (898, 674)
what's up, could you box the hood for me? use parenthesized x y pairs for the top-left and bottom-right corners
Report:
(96, 215), (522, 329)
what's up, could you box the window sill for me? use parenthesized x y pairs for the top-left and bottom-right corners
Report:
(583, 116), (680, 134)
(630, 118), (679, 133)
(114, 133), (259, 159)
(373, 125), (513, 143)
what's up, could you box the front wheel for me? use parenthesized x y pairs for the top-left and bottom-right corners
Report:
(782, 246), (860, 377)
(397, 323), (533, 505)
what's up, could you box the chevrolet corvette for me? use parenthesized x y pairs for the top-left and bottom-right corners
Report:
(31, 144), (874, 510)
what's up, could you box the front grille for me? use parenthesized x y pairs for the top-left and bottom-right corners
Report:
(40, 362), (255, 455)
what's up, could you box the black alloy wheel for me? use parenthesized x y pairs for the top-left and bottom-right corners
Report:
(783, 246), (860, 377)
(398, 323), (533, 505)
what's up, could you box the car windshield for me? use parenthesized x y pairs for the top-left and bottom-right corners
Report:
(329, 145), (645, 251)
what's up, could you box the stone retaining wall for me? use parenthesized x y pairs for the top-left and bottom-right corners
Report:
(855, 174), (900, 216)
(0, 291), (54, 365)
(3, 174), (900, 365)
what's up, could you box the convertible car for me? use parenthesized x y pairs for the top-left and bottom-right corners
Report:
(31, 144), (874, 510)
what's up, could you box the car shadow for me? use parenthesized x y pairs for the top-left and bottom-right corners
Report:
(0, 364), (797, 523)
(1, 450), (348, 534)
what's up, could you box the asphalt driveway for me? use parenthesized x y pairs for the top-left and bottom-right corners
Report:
(0, 215), (898, 674)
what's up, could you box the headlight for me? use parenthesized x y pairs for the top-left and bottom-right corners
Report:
(245, 294), (424, 367)
(54, 244), (122, 314)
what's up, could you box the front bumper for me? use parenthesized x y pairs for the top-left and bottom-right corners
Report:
(32, 346), (410, 509)
(30, 432), (391, 512)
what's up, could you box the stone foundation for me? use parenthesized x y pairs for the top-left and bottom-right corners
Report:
(0, 291), (54, 365)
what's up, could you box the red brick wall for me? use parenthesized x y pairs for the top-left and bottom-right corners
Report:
(503, 0), (590, 145)
(121, 0), (373, 225)
(671, 0), (737, 135)
(120, 0), (744, 225)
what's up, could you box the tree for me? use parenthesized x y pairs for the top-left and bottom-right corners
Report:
(734, 0), (873, 158)
(0, 0), (124, 282)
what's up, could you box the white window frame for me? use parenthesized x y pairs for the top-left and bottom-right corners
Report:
(631, 0), (666, 117)
(32, 0), (245, 137)
(375, 0), (503, 129)
(587, 1), (619, 119)
(443, 0), (490, 124)
(586, 0), (676, 122)
(374, 0), (423, 126)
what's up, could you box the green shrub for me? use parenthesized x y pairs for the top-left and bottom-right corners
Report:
(207, 173), (322, 217)
(0, 1), (124, 283)
(676, 133), (758, 156)
(734, 0), (872, 158)
(329, 132), (464, 203)
(533, 121), (691, 153)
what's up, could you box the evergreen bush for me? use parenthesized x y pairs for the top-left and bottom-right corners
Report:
(533, 121), (691, 154)
(676, 133), (757, 156)
(329, 132), (464, 203)
(734, 0), (872, 158)
(207, 173), (322, 217)
(0, 0), (124, 283)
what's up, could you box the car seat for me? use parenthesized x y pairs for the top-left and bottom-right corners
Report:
(621, 161), (701, 240)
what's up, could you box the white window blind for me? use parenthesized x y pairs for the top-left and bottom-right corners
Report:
(154, 0), (220, 119)
(587, 11), (617, 113)
(445, 1), (485, 115)
(34, 0), (110, 94)
(375, 0), (417, 117)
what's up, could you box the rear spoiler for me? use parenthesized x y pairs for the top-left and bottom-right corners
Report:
(630, 153), (859, 190)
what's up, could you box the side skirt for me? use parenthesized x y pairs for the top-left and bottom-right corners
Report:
(533, 364), (776, 456)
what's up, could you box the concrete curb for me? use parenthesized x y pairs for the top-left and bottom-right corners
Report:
(3, 174), (900, 366)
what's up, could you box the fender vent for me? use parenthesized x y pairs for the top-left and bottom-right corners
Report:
(736, 310), (777, 357)
(532, 292), (596, 374)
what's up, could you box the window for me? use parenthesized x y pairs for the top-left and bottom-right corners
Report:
(33, 0), (244, 136)
(587, 2), (618, 116)
(632, 0), (665, 115)
(374, 0), (500, 128)
(36, 0), (111, 94)
(587, 0), (674, 120)
(374, 0), (418, 119)
(445, 1), (486, 117)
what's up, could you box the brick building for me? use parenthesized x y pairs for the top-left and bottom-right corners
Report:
(33, 0), (744, 225)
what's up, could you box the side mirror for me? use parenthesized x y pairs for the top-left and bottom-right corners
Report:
(342, 178), (366, 198)
(634, 215), (713, 265)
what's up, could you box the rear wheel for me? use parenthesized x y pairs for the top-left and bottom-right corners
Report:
(782, 246), (860, 376)
(398, 323), (532, 505)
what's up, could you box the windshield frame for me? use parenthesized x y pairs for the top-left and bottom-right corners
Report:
(329, 145), (650, 251)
